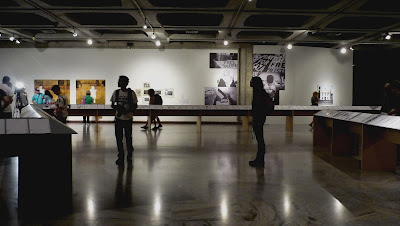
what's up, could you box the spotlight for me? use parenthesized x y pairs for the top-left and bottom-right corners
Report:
(9, 36), (15, 41)
(151, 33), (156, 39)
(0, 33), (2, 37)
(155, 40), (161, 46)
(385, 34), (391, 40)
(15, 39), (21, 44)
(223, 40), (228, 46)
(87, 39), (93, 45)
(340, 47), (347, 54)
(73, 32), (78, 37)
(350, 46), (354, 51)
(143, 24), (147, 29)
(32, 36), (36, 40)
(16, 82), (24, 89)
(287, 44), (293, 50)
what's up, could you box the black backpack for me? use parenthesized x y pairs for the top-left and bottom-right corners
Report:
(154, 94), (163, 105)
(0, 89), (6, 112)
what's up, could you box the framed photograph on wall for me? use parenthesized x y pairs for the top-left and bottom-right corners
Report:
(143, 82), (150, 88)
(164, 88), (174, 98)
(210, 53), (238, 69)
(135, 89), (142, 97)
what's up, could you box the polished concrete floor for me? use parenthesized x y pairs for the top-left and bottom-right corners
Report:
(1, 123), (400, 225)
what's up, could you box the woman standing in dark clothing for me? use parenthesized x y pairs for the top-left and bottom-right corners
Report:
(249, 76), (269, 168)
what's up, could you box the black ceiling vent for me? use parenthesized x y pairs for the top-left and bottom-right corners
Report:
(294, 43), (337, 48)
(358, 0), (400, 12)
(255, 0), (341, 9)
(237, 31), (293, 39)
(148, 0), (229, 8)
(39, 0), (122, 7)
(244, 15), (313, 27)
(66, 13), (137, 25)
(93, 30), (146, 35)
(0, 0), (20, 7)
(157, 13), (223, 26)
(308, 32), (366, 40)
(166, 30), (218, 36)
(0, 13), (55, 25)
(326, 17), (400, 29)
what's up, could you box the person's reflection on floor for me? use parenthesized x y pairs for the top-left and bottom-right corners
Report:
(114, 165), (133, 208)
(142, 128), (162, 171)
(81, 123), (91, 149)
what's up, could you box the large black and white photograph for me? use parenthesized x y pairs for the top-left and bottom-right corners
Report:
(210, 53), (238, 69)
(253, 54), (286, 101)
(217, 69), (238, 87)
(317, 85), (334, 105)
(204, 87), (237, 105)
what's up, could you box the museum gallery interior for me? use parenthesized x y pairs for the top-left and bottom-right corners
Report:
(1, 0), (400, 225)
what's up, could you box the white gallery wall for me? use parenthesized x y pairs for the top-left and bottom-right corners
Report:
(254, 45), (353, 124)
(0, 46), (353, 124)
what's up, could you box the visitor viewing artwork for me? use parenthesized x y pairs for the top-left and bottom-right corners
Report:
(253, 54), (286, 100)
(76, 80), (106, 104)
(34, 80), (70, 103)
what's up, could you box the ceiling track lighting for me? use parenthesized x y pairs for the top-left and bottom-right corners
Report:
(0, 33), (2, 37)
(151, 33), (156, 40)
(223, 40), (229, 46)
(15, 39), (21, 44)
(350, 46), (354, 51)
(385, 34), (391, 40)
(87, 39), (93, 45)
(143, 24), (147, 29)
(73, 29), (78, 37)
(9, 35), (15, 41)
(340, 47), (347, 54)
(155, 40), (161, 46)
(286, 43), (293, 50)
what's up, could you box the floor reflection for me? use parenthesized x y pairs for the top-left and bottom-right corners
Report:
(0, 124), (400, 225)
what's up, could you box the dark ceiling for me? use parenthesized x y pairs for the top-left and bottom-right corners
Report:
(0, 0), (399, 50)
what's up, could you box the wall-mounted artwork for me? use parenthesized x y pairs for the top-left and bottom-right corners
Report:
(76, 80), (106, 104)
(164, 88), (174, 98)
(143, 82), (150, 88)
(317, 85), (334, 105)
(205, 87), (237, 105)
(217, 69), (237, 87)
(34, 80), (70, 103)
(210, 53), (238, 69)
(135, 89), (142, 98)
(155, 90), (162, 95)
(253, 54), (286, 102)
(143, 97), (150, 104)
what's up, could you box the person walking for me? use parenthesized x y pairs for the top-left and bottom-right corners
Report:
(141, 88), (163, 130)
(249, 76), (271, 168)
(110, 75), (138, 166)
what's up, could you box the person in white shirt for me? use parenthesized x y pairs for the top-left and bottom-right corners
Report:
(110, 75), (138, 166)
(0, 76), (14, 118)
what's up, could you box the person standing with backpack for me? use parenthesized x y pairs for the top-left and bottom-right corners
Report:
(141, 88), (163, 130)
(110, 75), (138, 166)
